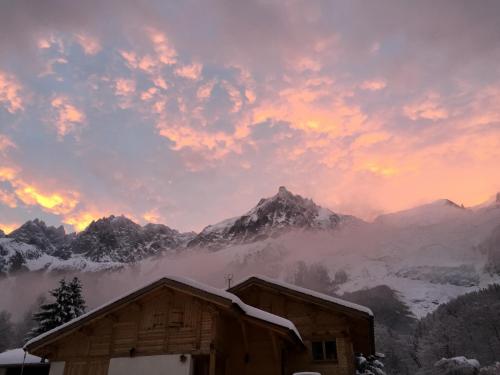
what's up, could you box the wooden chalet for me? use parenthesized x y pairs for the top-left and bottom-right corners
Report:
(24, 275), (374, 375)
(229, 275), (375, 375)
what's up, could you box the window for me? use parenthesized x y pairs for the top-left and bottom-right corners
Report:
(311, 340), (337, 361)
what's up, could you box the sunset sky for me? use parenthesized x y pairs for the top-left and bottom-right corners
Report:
(1, 0), (499, 233)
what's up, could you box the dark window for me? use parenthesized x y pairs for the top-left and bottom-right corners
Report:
(325, 340), (338, 360)
(312, 341), (325, 360)
(311, 340), (338, 361)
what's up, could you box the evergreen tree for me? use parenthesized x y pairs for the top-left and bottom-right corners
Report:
(29, 277), (86, 338)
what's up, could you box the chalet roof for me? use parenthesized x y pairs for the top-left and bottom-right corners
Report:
(229, 275), (374, 317)
(24, 276), (302, 352)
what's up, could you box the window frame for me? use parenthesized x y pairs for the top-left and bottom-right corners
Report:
(310, 339), (338, 362)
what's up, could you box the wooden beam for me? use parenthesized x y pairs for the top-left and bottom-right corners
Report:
(209, 348), (216, 375)
(270, 331), (281, 374)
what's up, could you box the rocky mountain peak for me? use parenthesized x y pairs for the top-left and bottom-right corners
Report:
(496, 192), (500, 204)
(188, 187), (350, 250)
(8, 219), (67, 253)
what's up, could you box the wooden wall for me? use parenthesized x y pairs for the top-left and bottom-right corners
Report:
(235, 285), (365, 375)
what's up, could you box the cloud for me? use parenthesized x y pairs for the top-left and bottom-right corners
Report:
(15, 185), (79, 215)
(0, 166), (80, 216)
(63, 210), (103, 231)
(403, 93), (449, 121)
(147, 28), (177, 66)
(175, 63), (202, 80)
(0, 134), (16, 154)
(0, 222), (19, 235)
(115, 78), (136, 96)
(50, 96), (86, 137)
(360, 79), (387, 91)
(143, 209), (161, 223)
(0, 1), (499, 231)
(196, 80), (215, 100)
(0, 189), (17, 208)
(0, 71), (24, 113)
(74, 33), (101, 55)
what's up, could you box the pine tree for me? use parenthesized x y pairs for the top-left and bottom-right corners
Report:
(67, 277), (86, 319)
(29, 278), (86, 339)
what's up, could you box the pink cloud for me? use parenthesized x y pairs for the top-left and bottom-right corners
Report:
(175, 62), (203, 80)
(50, 96), (86, 137)
(74, 33), (101, 55)
(403, 93), (449, 121)
(0, 71), (24, 113)
(147, 28), (177, 65)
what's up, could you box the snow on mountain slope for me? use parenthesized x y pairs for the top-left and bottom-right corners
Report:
(67, 215), (195, 262)
(188, 186), (359, 249)
(0, 215), (195, 275)
(374, 199), (468, 227)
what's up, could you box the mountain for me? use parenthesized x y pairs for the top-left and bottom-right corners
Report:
(187, 186), (358, 250)
(0, 215), (195, 275)
(2, 187), (500, 320)
(67, 215), (195, 262)
(9, 219), (69, 254)
(374, 199), (467, 227)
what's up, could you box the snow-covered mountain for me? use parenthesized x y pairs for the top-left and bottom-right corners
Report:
(1, 187), (500, 318)
(0, 215), (195, 275)
(63, 215), (195, 262)
(374, 199), (468, 227)
(188, 186), (359, 249)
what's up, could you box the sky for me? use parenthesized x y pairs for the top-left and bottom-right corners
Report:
(0, 0), (500, 234)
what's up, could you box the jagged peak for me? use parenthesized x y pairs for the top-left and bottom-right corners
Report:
(277, 185), (292, 197)
(496, 192), (500, 203)
(12, 218), (65, 234)
(432, 199), (463, 209)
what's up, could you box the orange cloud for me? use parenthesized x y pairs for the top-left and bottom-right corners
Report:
(50, 96), (86, 137)
(175, 63), (203, 80)
(143, 209), (161, 223)
(0, 222), (19, 235)
(0, 166), (81, 215)
(253, 87), (366, 137)
(363, 163), (399, 177)
(15, 185), (79, 215)
(74, 33), (101, 55)
(0, 71), (24, 113)
(351, 131), (391, 149)
(0, 167), (17, 181)
(63, 210), (103, 232)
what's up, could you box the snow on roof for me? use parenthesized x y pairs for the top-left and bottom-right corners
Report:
(232, 274), (374, 316)
(0, 349), (46, 366)
(25, 276), (301, 351)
